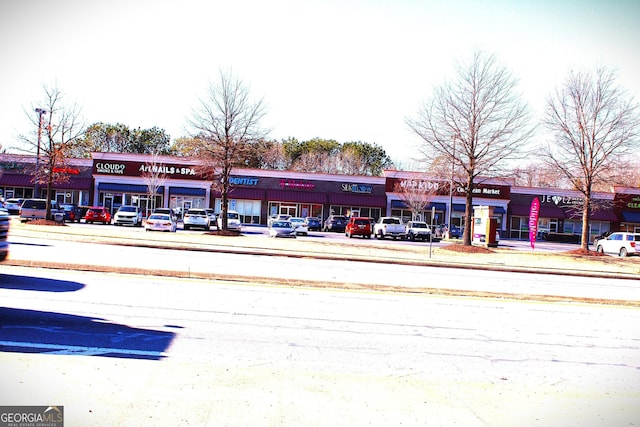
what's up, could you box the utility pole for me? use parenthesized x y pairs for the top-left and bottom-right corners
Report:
(34, 108), (47, 198)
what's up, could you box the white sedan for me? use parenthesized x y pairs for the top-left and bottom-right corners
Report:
(289, 217), (309, 236)
(268, 221), (296, 238)
(145, 213), (177, 232)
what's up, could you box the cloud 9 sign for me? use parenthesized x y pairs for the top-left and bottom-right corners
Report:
(93, 160), (200, 180)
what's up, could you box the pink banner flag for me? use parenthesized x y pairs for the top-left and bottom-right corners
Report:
(529, 197), (540, 250)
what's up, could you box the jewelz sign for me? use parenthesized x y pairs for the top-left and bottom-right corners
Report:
(0, 406), (64, 427)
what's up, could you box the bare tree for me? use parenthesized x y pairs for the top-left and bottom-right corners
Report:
(407, 51), (534, 245)
(187, 69), (268, 230)
(394, 177), (438, 222)
(18, 84), (84, 220)
(543, 66), (640, 249)
(141, 151), (168, 215)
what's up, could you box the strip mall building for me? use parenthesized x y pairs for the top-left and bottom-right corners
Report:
(1, 152), (639, 240)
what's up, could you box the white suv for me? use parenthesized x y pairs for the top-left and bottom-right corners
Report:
(113, 205), (142, 226)
(217, 210), (242, 231)
(595, 232), (640, 257)
(183, 208), (210, 230)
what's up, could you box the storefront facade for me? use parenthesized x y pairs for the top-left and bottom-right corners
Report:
(509, 187), (616, 241)
(215, 170), (386, 224)
(0, 154), (92, 205)
(383, 171), (510, 233)
(614, 187), (640, 234)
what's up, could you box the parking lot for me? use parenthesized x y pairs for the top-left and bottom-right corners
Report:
(53, 219), (582, 253)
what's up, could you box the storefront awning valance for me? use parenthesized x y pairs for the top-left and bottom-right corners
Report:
(228, 187), (265, 200)
(0, 173), (33, 187)
(329, 193), (386, 208)
(510, 203), (566, 218)
(267, 189), (327, 204)
(169, 186), (206, 197)
(52, 178), (93, 190)
(622, 211), (640, 223)
(566, 209), (618, 222)
(453, 204), (466, 212)
(99, 183), (163, 194)
(390, 200), (446, 211)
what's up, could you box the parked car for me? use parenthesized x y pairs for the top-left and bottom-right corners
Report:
(323, 215), (347, 232)
(268, 220), (296, 238)
(289, 217), (309, 236)
(153, 207), (177, 221)
(373, 217), (406, 240)
(145, 213), (177, 232)
(345, 217), (372, 239)
(4, 198), (24, 215)
(268, 214), (291, 227)
(113, 205), (143, 226)
(406, 220), (432, 241)
(217, 210), (242, 231)
(0, 209), (9, 261)
(19, 198), (64, 222)
(304, 217), (321, 231)
(205, 208), (217, 225)
(595, 232), (640, 257)
(60, 203), (82, 223)
(84, 206), (111, 224)
(184, 208), (211, 230)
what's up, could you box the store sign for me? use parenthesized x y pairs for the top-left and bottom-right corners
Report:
(342, 183), (372, 193)
(540, 194), (582, 206)
(93, 160), (201, 180)
(53, 167), (80, 175)
(280, 179), (315, 189)
(627, 196), (640, 209)
(399, 179), (440, 192)
(230, 177), (259, 186)
(138, 164), (196, 176)
(95, 162), (126, 175)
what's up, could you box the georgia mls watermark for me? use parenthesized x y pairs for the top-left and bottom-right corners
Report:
(0, 406), (63, 427)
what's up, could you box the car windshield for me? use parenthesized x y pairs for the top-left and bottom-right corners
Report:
(354, 219), (368, 225)
(149, 214), (169, 220)
(228, 213), (239, 219)
(119, 206), (136, 212)
(413, 223), (427, 228)
(89, 208), (103, 213)
(274, 221), (291, 228)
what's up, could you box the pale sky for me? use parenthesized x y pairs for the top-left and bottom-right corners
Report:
(1, 0), (639, 167)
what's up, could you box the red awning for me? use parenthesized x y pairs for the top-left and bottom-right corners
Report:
(328, 193), (387, 208)
(266, 189), (327, 204)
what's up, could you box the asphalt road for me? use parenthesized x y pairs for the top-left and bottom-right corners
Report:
(2, 265), (639, 426)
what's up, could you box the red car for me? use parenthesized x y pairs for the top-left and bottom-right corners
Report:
(84, 206), (111, 224)
(345, 217), (372, 239)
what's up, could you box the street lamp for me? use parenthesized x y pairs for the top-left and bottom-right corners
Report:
(34, 108), (47, 198)
(448, 136), (457, 231)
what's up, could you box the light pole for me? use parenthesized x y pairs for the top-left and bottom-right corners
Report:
(447, 136), (456, 231)
(34, 108), (47, 198)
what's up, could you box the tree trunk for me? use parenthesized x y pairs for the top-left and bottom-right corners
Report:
(463, 178), (474, 246)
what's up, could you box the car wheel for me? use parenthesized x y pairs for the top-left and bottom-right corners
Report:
(620, 247), (628, 257)
(596, 245), (604, 254)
